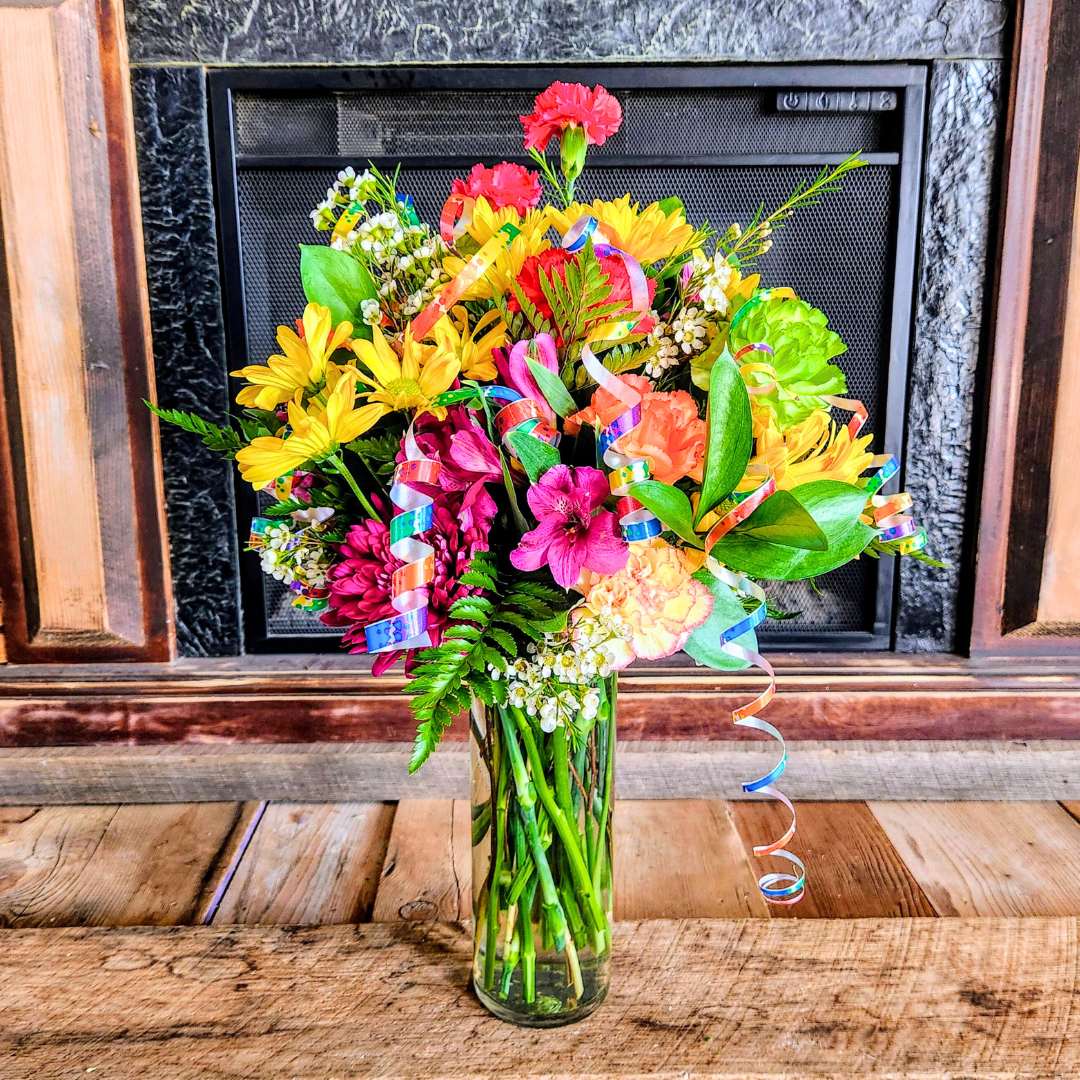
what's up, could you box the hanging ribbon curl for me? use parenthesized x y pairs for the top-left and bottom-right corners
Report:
(362, 428), (443, 654)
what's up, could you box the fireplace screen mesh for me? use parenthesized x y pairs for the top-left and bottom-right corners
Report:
(223, 76), (916, 647)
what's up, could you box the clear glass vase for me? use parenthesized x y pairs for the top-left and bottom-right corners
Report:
(470, 674), (616, 1026)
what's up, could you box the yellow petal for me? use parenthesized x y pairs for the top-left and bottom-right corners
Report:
(336, 402), (388, 443)
(418, 353), (460, 398)
(400, 329), (421, 382)
(352, 328), (401, 387)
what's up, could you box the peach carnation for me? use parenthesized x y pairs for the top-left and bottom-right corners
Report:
(566, 374), (706, 485)
(575, 538), (712, 661)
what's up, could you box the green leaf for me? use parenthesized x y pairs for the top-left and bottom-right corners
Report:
(506, 429), (562, 483)
(299, 244), (379, 338)
(658, 196), (685, 216)
(525, 356), (578, 418)
(629, 480), (705, 549)
(710, 481), (875, 581)
(696, 351), (753, 523)
(682, 569), (756, 671)
(731, 489), (828, 551)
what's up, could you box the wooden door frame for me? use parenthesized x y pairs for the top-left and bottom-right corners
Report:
(970, 0), (1080, 654)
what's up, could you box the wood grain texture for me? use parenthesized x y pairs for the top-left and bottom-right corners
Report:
(5, 741), (1080, 803)
(0, 0), (170, 663)
(372, 800), (471, 921)
(211, 802), (394, 925)
(615, 800), (769, 919)
(732, 801), (936, 918)
(871, 801), (1080, 916)
(1, 918), (1079, 1078)
(0, 803), (240, 927)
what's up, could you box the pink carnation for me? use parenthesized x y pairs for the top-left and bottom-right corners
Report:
(520, 82), (623, 152)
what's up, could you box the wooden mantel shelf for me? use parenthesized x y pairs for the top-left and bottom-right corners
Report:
(2, 653), (1080, 746)
(0, 917), (1074, 1078)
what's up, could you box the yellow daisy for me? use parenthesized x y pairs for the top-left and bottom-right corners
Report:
(352, 325), (460, 420)
(440, 197), (553, 300)
(430, 306), (508, 382)
(548, 195), (696, 266)
(235, 372), (383, 488)
(738, 410), (874, 493)
(232, 303), (353, 411)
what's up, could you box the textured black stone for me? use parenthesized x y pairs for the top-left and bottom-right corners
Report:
(895, 60), (1003, 653)
(124, 0), (1010, 65)
(131, 67), (242, 657)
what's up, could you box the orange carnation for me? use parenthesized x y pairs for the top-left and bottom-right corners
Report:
(566, 374), (706, 485)
(575, 538), (712, 661)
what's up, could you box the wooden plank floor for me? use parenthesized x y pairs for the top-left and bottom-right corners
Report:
(5, 799), (1080, 926)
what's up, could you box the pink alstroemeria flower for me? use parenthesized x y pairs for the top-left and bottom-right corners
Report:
(510, 465), (628, 588)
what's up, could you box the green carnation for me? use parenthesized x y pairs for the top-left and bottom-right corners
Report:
(729, 296), (848, 428)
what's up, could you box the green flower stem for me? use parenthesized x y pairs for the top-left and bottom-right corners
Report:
(559, 880), (587, 950)
(551, 724), (585, 862)
(509, 707), (609, 943)
(498, 708), (568, 953)
(591, 689), (616, 945)
(507, 858), (535, 906)
(499, 926), (520, 999)
(484, 735), (509, 992)
(519, 879), (537, 1004)
(324, 452), (379, 520)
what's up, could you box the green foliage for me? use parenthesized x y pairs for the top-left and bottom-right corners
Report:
(345, 431), (402, 479)
(865, 538), (949, 568)
(299, 244), (379, 338)
(709, 480), (876, 581)
(730, 297), (848, 428)
(145, 403), (242, 458)
(407, 556), (567, 773)
(525, 356), (578, 418)
(506, 429), (562, 483)
(730, 489), (827, 551)
(630, 480), (704, 548)
(696, 350), (753, 523)
(682, 569), (756, 671)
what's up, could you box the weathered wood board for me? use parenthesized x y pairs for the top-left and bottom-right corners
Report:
(0, 918), (1077, 1078)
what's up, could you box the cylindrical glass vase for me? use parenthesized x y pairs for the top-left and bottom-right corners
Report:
(470, 674), (616, 1026)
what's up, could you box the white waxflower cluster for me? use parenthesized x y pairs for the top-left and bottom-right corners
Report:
(255, 523), (333, 589)
(309, 167), (449, 329)
(491, 613), (629, 733)
(692, 250), (735, 317)
(645, 318), (680, 378)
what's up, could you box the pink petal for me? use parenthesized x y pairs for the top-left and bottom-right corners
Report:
(510, 519), (562, 572)
(575, 466), (612, 512)
(582, 510), (630, 574)
(450, 429), (501, 477)
(509, 335), (559, 423)
(525, 464), (573, 518)
(548, 528), (589, 589)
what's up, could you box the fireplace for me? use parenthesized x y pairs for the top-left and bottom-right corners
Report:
(207, 64), (925, 653)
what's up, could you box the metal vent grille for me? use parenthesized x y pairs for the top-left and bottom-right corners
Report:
(228, 79), (912, 645)
(234, 90), (892, 158)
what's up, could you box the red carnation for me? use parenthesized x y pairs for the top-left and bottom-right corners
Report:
(450, 162), (542, 216)
(520, 82), (623, 152)
(507, 248), (656, 344)
(320, 489), (494, 675)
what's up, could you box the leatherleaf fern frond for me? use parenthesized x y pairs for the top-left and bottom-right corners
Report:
(407, 554), (565, 773)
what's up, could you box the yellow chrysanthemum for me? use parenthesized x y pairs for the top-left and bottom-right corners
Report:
(439, 197), (553, 300)
(738, 409), (874, 493)
(235, 372), (383, 488)
(430, 306), (508, 382)
(232, 303), (353, 410)
(548, 195), (696, 266)
(352, 325), (460, 420)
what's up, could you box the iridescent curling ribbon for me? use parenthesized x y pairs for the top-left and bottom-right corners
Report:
(361, 427), (443, 654)
(431, 381), (561, 459)
(704, 485), (806, 905)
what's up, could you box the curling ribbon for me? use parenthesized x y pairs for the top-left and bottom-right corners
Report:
(361, 427), (442, 654)
(704, 482), (805, 905)
(561, 215), (651, 317)
(579, 344), (663, 543)
(431, 382), (561, 460)
(410, 221), (522, 342)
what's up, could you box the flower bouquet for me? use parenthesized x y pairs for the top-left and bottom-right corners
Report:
(151, 81), (933, 1026)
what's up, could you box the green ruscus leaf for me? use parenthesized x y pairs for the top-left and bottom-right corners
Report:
(299, 244), (379, 339)
(695, 348), (753, 524)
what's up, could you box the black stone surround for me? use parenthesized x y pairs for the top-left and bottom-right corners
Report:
(125, 0), (1011, 656)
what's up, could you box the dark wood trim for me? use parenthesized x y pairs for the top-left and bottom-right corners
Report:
(1, 654), (1078, 746)
(1002, 0), (1080, 632)
(973, 0), (1080, 651)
